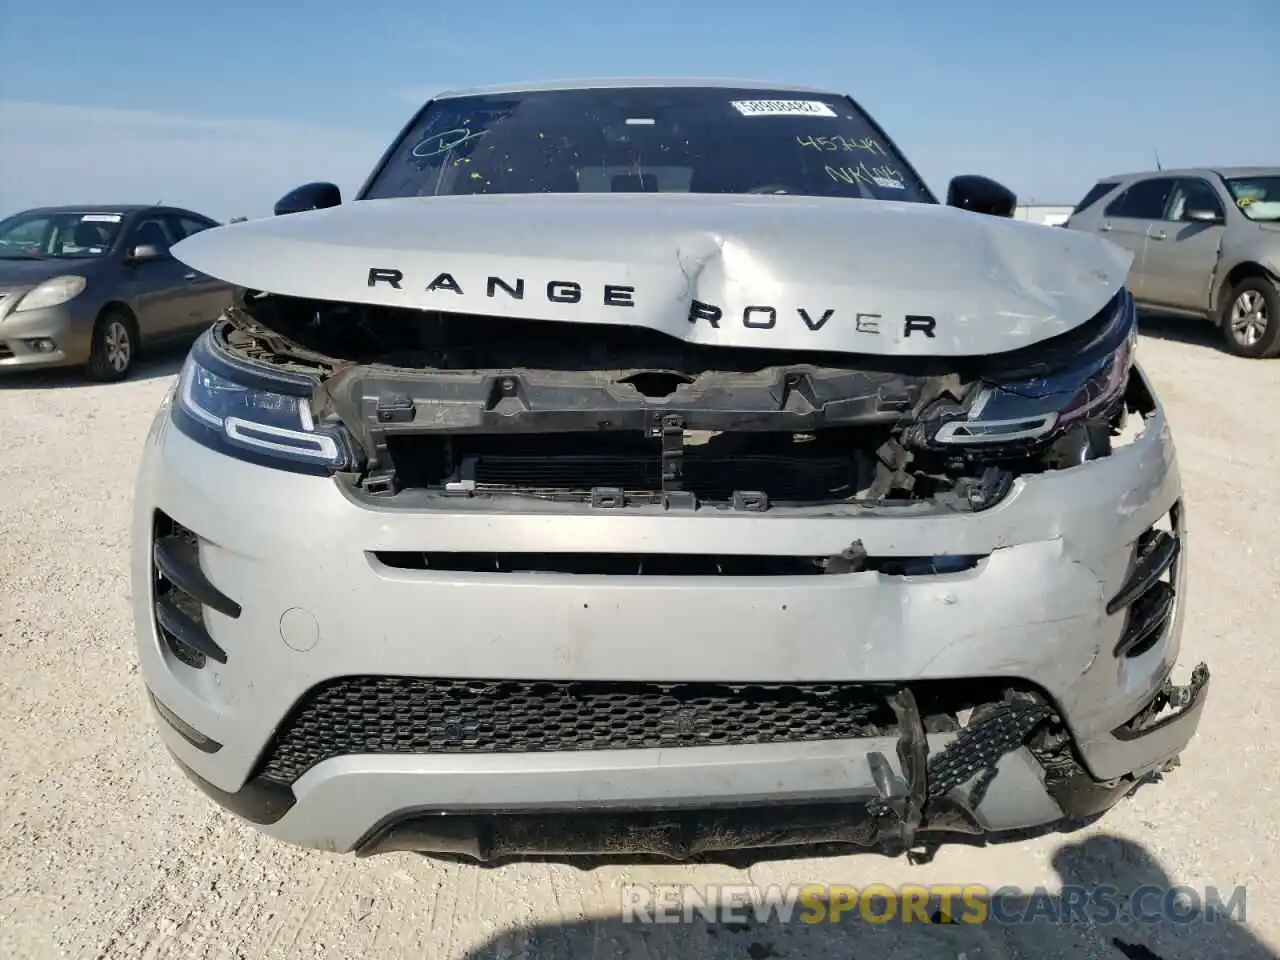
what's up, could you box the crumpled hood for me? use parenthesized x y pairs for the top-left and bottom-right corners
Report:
(172, 193), (1131, 357)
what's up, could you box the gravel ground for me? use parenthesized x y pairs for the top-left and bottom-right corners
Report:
(1, 317), (1276, 960)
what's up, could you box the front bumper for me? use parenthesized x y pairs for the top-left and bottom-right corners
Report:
(0, 296), (96, 370)
(131, 364), (1209, 860)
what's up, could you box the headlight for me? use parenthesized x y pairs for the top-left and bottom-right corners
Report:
(927, 289), (1136, 448)
(13, 275), (87, 312)
(172, 333), (354, 473)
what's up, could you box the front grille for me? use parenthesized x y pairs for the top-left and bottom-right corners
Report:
(257, 676), (912, 784)
(384, 431), (877, 505)
(470, 449), (864, 502)
(0, 344), (13, 360)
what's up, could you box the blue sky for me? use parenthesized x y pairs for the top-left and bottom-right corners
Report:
(1, 0), (1277, 220)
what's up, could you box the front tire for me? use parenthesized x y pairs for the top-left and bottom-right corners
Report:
(85, 308), (138, 382)
(1220, 276), (1280, 359)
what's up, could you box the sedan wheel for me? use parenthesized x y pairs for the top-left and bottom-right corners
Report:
(1228, 290), (1268, 348)
(104, 320), (132, 373)
(86, 309), (138, 382)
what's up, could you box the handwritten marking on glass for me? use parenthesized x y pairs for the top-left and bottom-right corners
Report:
(797, 135), (887, 157)
(825, 163), (906, 190)
(411, 127), (488, 160)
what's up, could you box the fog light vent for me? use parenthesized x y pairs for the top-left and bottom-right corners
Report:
(151, 510), (234, 668)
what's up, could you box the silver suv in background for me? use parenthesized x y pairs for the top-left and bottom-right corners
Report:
(1064, 167), (1280, 358)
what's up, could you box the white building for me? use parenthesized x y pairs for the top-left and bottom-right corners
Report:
(1014, 203), (1074, 227)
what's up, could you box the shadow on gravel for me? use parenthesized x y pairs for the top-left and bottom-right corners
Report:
(460, 835), (1275, 960)
(0, 340), (188, 390)
(1136, 311), (1225, 353)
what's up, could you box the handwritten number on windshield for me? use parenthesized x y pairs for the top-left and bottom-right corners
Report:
(825, 163), (906, 190)
(411, 128), (488, 160)
(796, 135), (887, 157)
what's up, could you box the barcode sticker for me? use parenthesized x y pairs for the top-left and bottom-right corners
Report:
(730, 100), (837, 118)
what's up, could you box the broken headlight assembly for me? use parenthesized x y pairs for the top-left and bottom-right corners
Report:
(921, 289), (1137, 453)
(170, 331), (355, 474)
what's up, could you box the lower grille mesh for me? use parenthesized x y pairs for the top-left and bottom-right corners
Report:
(257, 676), (899, 784)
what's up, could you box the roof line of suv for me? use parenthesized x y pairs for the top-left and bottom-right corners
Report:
(433, 77), (841, 99)
(1097, 166), (1280, 182)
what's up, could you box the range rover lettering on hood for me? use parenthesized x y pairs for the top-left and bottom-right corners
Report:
(171, 193), (1133, 357)
(365, 266), (939, 339)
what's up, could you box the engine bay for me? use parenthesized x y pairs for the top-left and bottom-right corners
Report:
(213, 292), (1143, 513)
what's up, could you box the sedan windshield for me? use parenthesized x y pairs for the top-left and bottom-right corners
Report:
(1224, 176), (1280, 222)
(364, 86), (932, 204)
(0, 211), (123, 259)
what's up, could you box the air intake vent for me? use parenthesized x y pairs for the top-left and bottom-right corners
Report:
(151, 511), (235, 667)
(1110, 502), (1182, 659)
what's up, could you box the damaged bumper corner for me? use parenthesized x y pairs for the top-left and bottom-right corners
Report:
(868, 664), (1210, 863)
(1111, 662), (1210, 751)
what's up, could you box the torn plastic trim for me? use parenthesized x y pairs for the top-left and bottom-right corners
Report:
(1112, 663), (1210, 742)
(867, 688), (1056, 863)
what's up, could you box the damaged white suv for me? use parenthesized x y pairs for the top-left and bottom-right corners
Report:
(132, 79), (1209, 865)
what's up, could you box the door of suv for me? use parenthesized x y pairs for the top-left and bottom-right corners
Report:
(1138, 177), (1227, 313)
(1096, 176), (1178, 301)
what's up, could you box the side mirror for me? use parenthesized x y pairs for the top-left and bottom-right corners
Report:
(1184, 208), (1223, 224)
(274, 182), (342, 216)
(946, 174), (1018, 218)
(129, 244), (163, 261)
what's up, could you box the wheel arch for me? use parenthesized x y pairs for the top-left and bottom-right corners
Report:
(96, 300), (140, 332)
(1213, 261), (1279, 322)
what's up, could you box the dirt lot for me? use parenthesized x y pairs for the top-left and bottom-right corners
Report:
(1, 317), (1276, 960)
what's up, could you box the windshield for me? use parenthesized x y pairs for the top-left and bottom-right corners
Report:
(1224, 176), (1280, 222)
(363, 86), (932, 203)
(0, 211), (124, 259)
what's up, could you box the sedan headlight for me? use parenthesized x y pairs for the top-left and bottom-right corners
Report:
(926, 289), (1137, 448)
(13, 275), (87, 312)
(172, 333), (354, 473)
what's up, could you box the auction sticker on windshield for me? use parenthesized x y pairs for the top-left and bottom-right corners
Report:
(731, 100), (837, 118)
